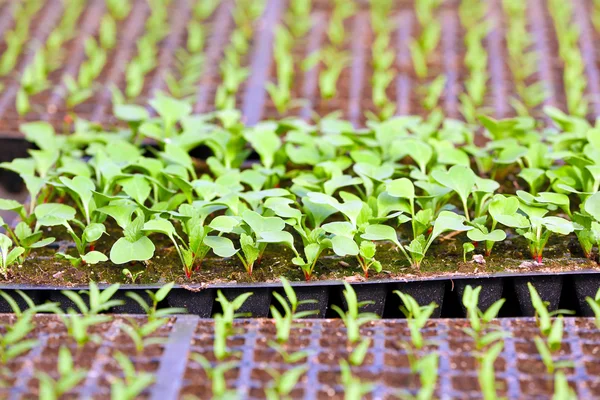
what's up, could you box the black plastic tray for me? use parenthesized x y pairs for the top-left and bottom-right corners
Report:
(1, 269), (598, 318)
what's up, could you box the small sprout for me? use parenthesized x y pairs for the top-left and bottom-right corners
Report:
(0, 312), (38, 364)
(191, 353), (238, 398)
(0, 233), (24, 279)
(339, 360), (374, 400)
(552, 371), (577, 400)
(395, 290), (437, 372)
(331, 282), (379, 343)
(461, 285), (507, 350)
(463, 242), (475, 262)
(37, 347), (87, 398)
(265, 365), (307, 400)
(126, 282), (186, 321)
(122, 268), (144, 284)
(585, 288), (600, 329)
(478, 341), (504, 400)
(110, 351), (155, 400)
(270, 277), (318, 343)
(349, 338), (371, 366)
(119, 317), (168, 354)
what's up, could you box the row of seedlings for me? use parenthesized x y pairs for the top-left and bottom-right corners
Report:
(0, 97), (598, 284)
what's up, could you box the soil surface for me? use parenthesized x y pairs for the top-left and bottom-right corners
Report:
(3, 223), (598, 287)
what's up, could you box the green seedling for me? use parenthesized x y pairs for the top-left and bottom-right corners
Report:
(331, 282), (379, 343)
(34, 202), (107, 267)
(0, 312), (38, 364)
(528, 283), (574, 373)
(395, 290), (437, 372)
(0, 289), (59, 316)
(463, 242), (475, 262)
(478, 341), (505, 400)
(552, 371), (577, 400)
(37, 346), (87, 400)
(60, 282), (124, 315)
(349, 338), (371, 366)
(270, 277), (318, 343)
(191, 353), (239, 399)
(490, 194), (574, 263)
(585, 288), (600, 329)
(98, 204), (155, 265)
(397, 352), (439, 400)
(110, 351), (155, 400)
(265, 366), (307, 400)
(122, 268), (144, 284)
(533, 318), (573, 374)
(0, 233), (24, 279)
(528, 282), (574, 336)
(339, 359), (374, 400)
(268, 341), (309, 363)
(126, 282), (186, 321)
(119, 317), (168, 353)
(462, 285), (507, 350)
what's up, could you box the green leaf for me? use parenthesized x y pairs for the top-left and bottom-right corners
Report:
(467, 228), (506, 242)
(257, 231), (296, 252)
(489, 194), (529, 228)
(114, 104), (150, 122)
(386, 178), (415, 201)
(360, 224), (401, 247)
(585, 192), (600, 221)
(430, 211), (472, 242)
(330, 235), (359, 257)
(83, 223), (106, 243)
(110, 236), (155, 264)
(204, 236), (238, 257)
(143, 218), (176, 237)
(542, 217), (574, 235)
(208, 216), (240, 233)
(120, 175), (151, 205)
(35, 203), (76, 226)
(432, 165), (476, 205)
(82, 251), (108, 264)
(242, 210), (285, 234)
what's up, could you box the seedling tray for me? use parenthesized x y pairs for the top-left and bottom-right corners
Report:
(1, 270), (599, 319)
(1, 0), (599, 191)
(5, 315), (600, 399)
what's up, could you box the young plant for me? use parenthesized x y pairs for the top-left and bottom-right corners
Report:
(0, 312), (38, 364)
(331, 282), (379, 343)
(462, 285), (507, 350)
(478, 341), (504, 400)
(552, 371), (577, 400)
(61, 282), (124, 315)
(34, 202), (107, 267)
(110, 352), (155, 400)
(490, 194), (574, 263)
(363, 179), (473, 269)
(125, 282), (186, 321)
(395, 290), (437, 372)
(339, 360), (375, 400)
(585, 288), (600, 329)
(119, 318), (168, 354)
(528, 283), (574, 373)
(37, 347), (87, 399)
(270, 277), (318, 343)
(191, 353), (239, 399)
(0, 233), (24, 279)
(268, 343), (309, 366)
(397, 352), (439, 400)
(265, 366), (307, 400)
